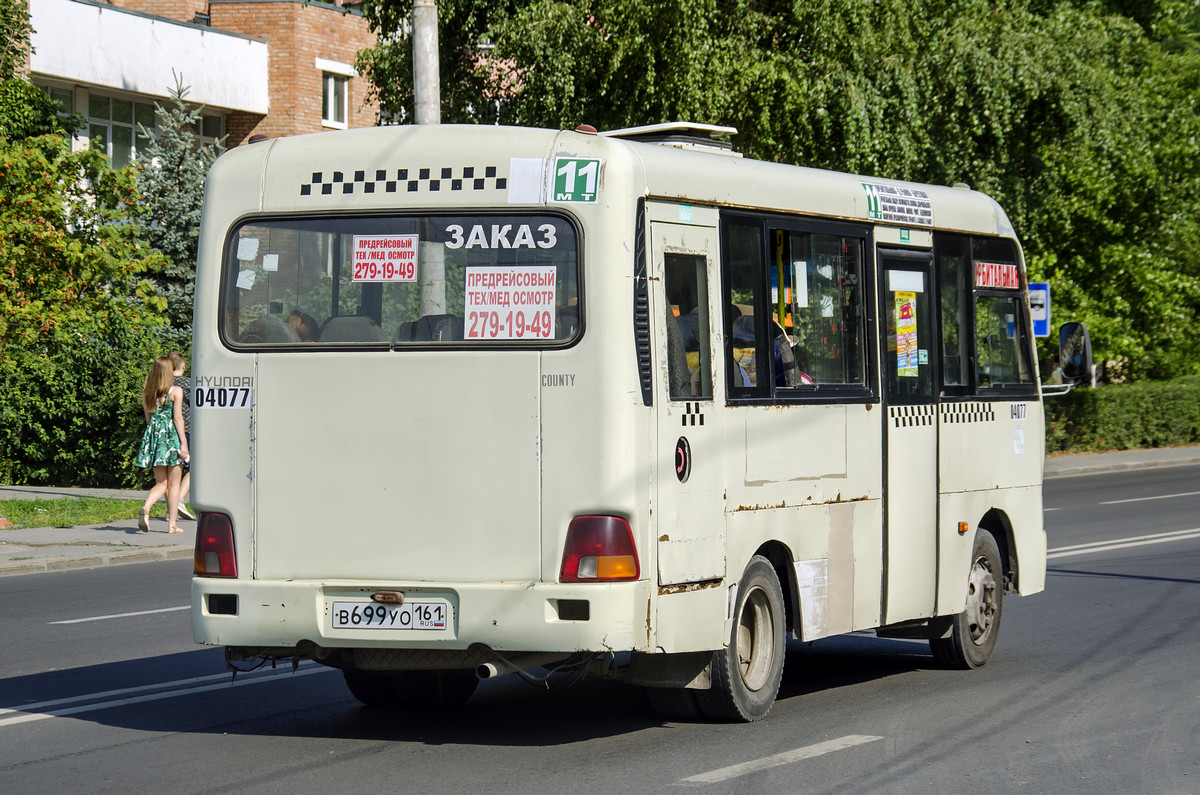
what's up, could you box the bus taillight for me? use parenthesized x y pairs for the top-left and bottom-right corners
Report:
(194, 513), (238, 577)
(560, 516), (639, 582)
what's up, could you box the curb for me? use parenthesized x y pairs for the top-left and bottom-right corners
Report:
(0, 546), (194, 576)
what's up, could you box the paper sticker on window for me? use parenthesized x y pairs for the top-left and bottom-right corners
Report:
(896, 291), (918, 378)
(351, 234), (419, 282)
(465, 266), (557, 340)
(236, 237), (259, 262)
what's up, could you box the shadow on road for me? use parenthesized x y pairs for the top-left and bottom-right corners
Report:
(1048, 565), (1200, 585)
(0, 633), (939, 746)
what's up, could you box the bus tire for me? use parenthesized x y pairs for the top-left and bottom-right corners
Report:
(343, 669), (399, 708)
(931, 529), (1004, 669)
(697, 555), (786, 722)
(393, 670), (479, 707)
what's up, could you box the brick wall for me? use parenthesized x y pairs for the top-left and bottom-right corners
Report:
(107, 0), (209, 22)
(212, 2), (378, 145)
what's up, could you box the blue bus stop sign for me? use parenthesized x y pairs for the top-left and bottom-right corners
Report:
(1028, 282), (1050, 337)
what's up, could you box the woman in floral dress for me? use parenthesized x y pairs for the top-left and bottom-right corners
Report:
(136, 357), (190, 533)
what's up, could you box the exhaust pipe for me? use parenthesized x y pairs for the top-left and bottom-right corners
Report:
(476, 652), (571, 680)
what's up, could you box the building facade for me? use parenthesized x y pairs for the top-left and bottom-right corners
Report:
(28, 0), (379, 160)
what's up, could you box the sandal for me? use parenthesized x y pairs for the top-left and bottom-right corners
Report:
(138, 508), (150, 533)
(168, 525), (184, 534)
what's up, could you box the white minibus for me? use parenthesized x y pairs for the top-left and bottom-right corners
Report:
(191, 122), (1054, 721)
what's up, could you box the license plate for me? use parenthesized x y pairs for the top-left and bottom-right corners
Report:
(331, 600), (450, 630)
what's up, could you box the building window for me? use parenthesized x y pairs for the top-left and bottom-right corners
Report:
(199, 114), (224, 146)
(87, 93), (155, 168)
(46, 86), (74, 115)
(322, 72), (348, 128)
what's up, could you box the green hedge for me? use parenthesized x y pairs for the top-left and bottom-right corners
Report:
(0, 326), (161, 488)
(1045, 376), (1200, 453)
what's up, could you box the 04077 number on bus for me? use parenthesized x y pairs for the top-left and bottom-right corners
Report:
(194, 387), (252, 409)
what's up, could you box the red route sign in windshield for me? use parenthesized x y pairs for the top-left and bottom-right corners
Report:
(975, 260), (1019, 289)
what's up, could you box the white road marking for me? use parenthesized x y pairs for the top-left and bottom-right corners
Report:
(678, 735), (883, 785)
(1047, 527), (1200, 559)
(1043, 507), (1061, 512)
(48, 605), (190, 625)
(0, 665), (335, 728)
(1098, 490), (1200, 505)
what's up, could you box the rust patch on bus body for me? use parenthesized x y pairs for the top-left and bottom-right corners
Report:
(733, 500), (789, 512)
(658, 578), (723, 596)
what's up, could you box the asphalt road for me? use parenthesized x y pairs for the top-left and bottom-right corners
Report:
(1, 464), (1197, 794)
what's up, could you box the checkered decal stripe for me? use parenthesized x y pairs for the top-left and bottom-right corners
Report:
(682, 403), (706, 427)
(940, 403), (997, 424)
(300, 166), (507, 197)
(890, 405), (935, 428)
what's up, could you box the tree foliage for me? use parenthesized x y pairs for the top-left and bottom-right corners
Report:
(0, 0), (31, 81)
(0, 135), (168, 485)
(359, 0), (1200, 380)
(136, 79), (225, 352)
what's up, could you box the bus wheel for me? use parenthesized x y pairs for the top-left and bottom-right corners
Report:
(697, 555), (786, 722)
(392, 670), (479, 707)
(343, 669), (400, 707)
(931, 530), (1004, 669)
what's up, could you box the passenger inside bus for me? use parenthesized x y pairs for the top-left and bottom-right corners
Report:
(320, 314), (386, 342)
(286, 310), (319, 342)
(239, 316), (300, 343)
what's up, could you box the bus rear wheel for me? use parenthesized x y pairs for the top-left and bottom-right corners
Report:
(697, 555), (786, 722)
(931, 529), (1004, 669)
(343, 669), (478, 708)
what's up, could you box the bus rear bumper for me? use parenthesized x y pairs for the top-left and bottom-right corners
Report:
(191, 577), (651, 660)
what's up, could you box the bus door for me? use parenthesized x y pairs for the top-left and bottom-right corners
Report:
(650, 213), (726, 588)
(880, 249), (938, 623)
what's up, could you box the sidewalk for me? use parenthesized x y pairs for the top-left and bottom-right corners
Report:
(1, 446), (1197, 577)
(1042, 445), (1200, 478)
(0, 486), (195, 576)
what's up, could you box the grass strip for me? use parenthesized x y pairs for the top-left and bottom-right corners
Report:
(0, 498), (177, 530)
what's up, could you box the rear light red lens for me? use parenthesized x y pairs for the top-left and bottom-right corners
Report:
(560, 515), (639, 582)
(194, 513), (237, 577)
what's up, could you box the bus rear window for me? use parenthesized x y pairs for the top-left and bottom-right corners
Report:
(221, 214), (580, 347)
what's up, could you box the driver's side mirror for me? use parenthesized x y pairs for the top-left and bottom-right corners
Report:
(1059, 322), (1093, 387)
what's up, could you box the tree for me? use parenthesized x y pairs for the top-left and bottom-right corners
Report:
(136, 78), (225, 352)
(0, 134), (169, 485)
(361, 0), (1200, 380)
(0, 0), (31, 81)
(0, 0), (80, 141)
(357, 0), (520, 124)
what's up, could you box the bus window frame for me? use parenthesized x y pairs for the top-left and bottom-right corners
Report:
(933, 232), (1038, 401)
(973, 287), (1038, 397)
(216, 210), (586, 353)
(719, 210), (878, 406)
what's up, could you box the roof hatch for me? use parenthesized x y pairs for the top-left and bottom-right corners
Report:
(600, 122), (741, 156)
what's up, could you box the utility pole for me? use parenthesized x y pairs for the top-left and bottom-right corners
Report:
(412, 0), (441, 125)
(413, 0), (445, 315)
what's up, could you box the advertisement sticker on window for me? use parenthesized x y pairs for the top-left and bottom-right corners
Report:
(896, 291), (919, 378)
(464, 266), (558, 340)
(351, 234), (419, 282)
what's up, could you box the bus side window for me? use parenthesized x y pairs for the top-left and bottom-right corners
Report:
(936, 234), (972, 393)
(724, 220), (766, 394)
(663, 253), (712, 400)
